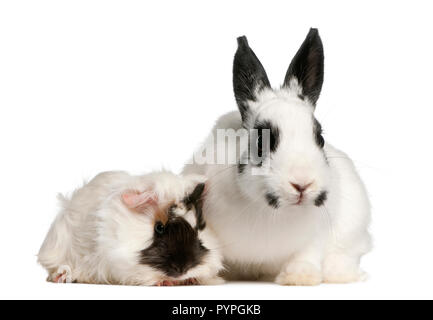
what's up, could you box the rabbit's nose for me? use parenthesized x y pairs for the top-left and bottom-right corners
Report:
(290, 182), (313, 193)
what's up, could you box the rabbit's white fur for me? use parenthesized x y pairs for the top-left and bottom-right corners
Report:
(183, 85), (372, 285)
(38, 171), (223, 285)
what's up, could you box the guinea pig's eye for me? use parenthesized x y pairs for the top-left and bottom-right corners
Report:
(154, 222), (165, 235)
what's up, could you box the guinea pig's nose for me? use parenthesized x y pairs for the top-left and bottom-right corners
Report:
(290, 182), (313, 193)
(171, 265), (185, 276)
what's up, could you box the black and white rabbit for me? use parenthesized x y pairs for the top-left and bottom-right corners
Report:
(38, 171), (223, 286)
(183, 29), (372, 285)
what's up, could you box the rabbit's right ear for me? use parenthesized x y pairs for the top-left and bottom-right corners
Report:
(233, 36), (271, 123)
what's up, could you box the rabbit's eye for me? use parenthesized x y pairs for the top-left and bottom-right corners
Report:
(256, 135), (263, 157)
(313, 118), (325, 149)
(252, 120), (280, 165)
(317, 133), (325, 148)
(154, 222), (165, 235)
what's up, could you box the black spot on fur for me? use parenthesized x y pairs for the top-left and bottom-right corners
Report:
(314, 191), (328, 207)
(266, 192), (280, 209)
(313, 117), (325, 148)
(233, 36), (271, 123)
(183, 183), (205, 209)
(298, 94), (305, 101)
(183, 183), (206, 231)
(284, 28), (324, 106)
(193, 195), (206, 231)
(255, 120), (280, 153)
(249, 120), (280, 166)
(140, 217), (208, 277)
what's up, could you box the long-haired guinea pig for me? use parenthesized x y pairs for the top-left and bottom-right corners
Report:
(38, 171), (224, 286)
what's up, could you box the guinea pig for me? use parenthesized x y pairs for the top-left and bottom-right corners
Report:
(38, 171), (224, 286)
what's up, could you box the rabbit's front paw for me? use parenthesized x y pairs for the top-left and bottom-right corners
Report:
(322, 254), (366, 284)
(323, 270), (366, 284)
(275, 261), (322, 286)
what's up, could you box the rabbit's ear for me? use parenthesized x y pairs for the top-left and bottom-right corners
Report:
(233, 36), (271, 122)
(283, 28), (324, 106)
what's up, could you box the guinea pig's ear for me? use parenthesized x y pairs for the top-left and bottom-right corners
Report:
(283, 28), (324, 106)
(121, 190), (157, 213)
(233, 36), (271, 123)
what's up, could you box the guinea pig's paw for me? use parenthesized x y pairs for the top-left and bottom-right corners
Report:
(155, 279), (192, 286)
(155, 280), (179, 286)
(52, 265), (73, 284)
(184, 278), (199, 285)
(275, 261), (322, 286)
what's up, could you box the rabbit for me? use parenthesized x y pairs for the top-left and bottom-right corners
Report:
(38, 170), (224, 286)
(183, 28), (372, 285)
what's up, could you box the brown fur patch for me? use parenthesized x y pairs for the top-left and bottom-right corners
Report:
(152, 202), (172, 225)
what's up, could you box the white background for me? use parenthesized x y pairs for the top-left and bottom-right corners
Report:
(1, 0), (432, 300)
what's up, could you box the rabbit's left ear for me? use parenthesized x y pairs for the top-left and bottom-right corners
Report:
(233, 36), (271, 123)
(284, 28), (324, 106)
